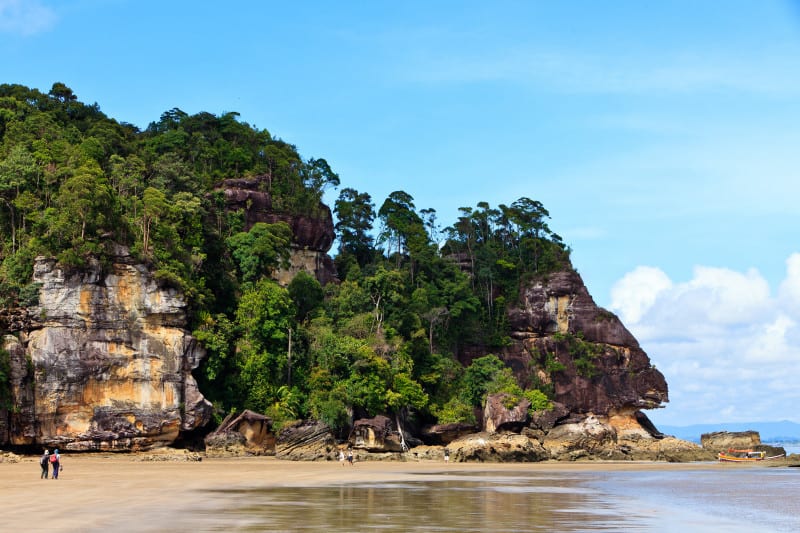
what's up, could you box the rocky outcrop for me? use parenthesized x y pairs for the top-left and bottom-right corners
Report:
(352, 415), (404, 452)
(528, 401), (569, 431)
(483, 393), (530, 433)
(701, 430), (786, 458)
(204, 409), (275, 457)
(215, 176), (337, 285)
(479, 269), (668, 419)
(540, 414), (617, 460)
(416, 410), (710, 462)
(420, 422), (479, 445)
(275, 419), (336, 460)
(447, 432), (549, 462)
(701, 430), (761, 452)
(1, 248), (212, 451)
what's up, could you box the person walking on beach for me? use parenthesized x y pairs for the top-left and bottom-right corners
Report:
(50, 448), (61, 479)
(347, 448), (354, 466)
(339, 449), (345, 466)
(40, 449), (50, 479)
(444, 448), (449, 464)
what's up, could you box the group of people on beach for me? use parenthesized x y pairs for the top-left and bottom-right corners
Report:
(338, 448), (354, 466)
(39, 448), (61, 479)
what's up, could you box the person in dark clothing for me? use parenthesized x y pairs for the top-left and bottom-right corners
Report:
(40, 449), (50, 479)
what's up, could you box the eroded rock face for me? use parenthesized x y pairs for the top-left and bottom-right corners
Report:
(216, 176), (337, 285)
(420, 422), (479, 445)
(491, 269), (668, 418)
(447, 432), (549, 462)
(276, 419), (336, 460)
(3, 250), (212, 451)
(352, 415), (404, 452)
(542, 414), (618, 460)
(483, 393), (530, 433)
(204, 409), (275, 457)
(700, 430), (761, 452)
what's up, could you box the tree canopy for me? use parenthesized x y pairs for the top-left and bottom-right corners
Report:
(0, 82), (572, 431)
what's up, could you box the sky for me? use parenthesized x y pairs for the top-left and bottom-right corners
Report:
(2, 0), (799, 427)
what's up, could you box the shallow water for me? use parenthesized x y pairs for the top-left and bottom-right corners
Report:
(166, 468), (800, 532)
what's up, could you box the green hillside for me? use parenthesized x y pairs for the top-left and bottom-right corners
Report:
(0, 82), (570, 432)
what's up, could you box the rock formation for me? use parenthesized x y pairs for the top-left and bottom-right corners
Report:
(204, 409), (275, 457)
(215, 176), (337, 285)
(446, 432), (549, 462)
(275, 419), (337, 460)
(420, 422), (479, 445)
(457, 269), (670, 451)
(1, 247), (212, 451)
(352, 415), (404, 452)
(701, 430), (761, 452)
(701, 430), (786, 458)
(502, 269), (667, 416)
(483, 393), (531, 433)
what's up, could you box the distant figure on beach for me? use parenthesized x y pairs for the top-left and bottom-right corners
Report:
(347, 448), (354, 466)
(444, 448), (449, 463)
(339, 449), (345, 465)
(50, 448), (61, 479)
(40, 449), (50, 479)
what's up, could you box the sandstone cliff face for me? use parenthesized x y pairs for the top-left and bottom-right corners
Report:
(216, 176), (337, 285)
(499, 269), (667, 417)
(1, 248), (212, 451)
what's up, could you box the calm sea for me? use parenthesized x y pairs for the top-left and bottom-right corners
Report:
(164, 466), (800, 532)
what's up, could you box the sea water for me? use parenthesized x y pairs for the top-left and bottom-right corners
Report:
(171, 467), (800, 532)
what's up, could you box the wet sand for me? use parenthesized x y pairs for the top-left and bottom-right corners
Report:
(0, 455), (788, 532)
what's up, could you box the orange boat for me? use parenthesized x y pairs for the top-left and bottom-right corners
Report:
(717, 448), (785, 462)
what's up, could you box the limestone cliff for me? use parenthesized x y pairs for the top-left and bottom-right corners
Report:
(1, 247), (212, 451)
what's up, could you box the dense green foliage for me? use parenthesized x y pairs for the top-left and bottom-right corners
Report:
(0, 83), (572, 430)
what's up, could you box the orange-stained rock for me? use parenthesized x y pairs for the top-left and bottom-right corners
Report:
(1, 247), (211, 451)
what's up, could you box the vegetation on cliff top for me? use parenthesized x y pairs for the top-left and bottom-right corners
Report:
(0, 83), (571, 431)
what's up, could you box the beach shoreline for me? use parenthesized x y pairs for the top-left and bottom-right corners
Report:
(3, 453), (787, 532)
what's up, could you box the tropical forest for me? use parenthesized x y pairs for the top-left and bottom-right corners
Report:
(0, 82), (574, 435)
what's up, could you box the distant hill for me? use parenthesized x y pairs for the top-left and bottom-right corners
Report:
(657, 420), (800, 443)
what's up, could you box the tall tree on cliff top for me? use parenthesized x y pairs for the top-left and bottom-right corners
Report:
(0, 145), (36, 253)
(334, 187), (375, 276)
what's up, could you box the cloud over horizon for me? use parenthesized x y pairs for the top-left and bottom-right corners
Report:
(610, 253), (800, 426)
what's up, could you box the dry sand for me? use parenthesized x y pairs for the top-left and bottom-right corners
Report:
(0, 454), (749, 532)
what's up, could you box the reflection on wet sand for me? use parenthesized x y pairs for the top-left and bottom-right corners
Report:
(194, 474), (645, 531)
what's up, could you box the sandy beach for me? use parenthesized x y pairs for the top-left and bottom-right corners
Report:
(4, 453), (760, 532)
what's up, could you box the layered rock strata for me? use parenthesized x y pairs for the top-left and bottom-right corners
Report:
(1, 248), (212, 450)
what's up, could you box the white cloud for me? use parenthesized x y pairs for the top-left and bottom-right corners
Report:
(611, 255), (800, 426)
(610, 266), (672, 324)
(0, 0), (57, 36)
(779, 253), (800, 313)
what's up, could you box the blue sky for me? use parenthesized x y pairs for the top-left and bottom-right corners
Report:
(2, 0), (799, 427)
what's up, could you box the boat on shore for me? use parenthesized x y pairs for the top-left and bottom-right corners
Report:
(718, 448), (786, 462)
